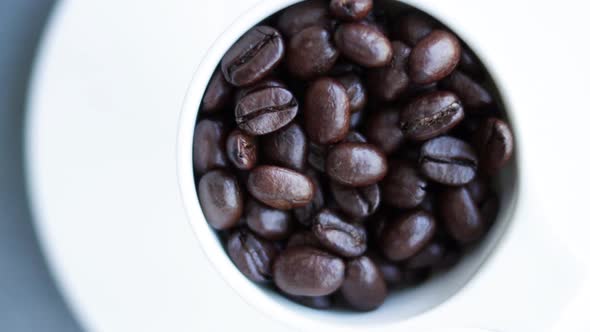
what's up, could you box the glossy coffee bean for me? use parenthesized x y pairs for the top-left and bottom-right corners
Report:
(365, 108), (404, 154)
(293, 169), (325, 226)
(286, 231), (322, 249)
(330, 181), (380, 218)
(193, 119), (228, 174)
(474, 118), (514, 174)
(459, 47), (485, 79)
(308, 142), (329, 172)
(247, 166), (314, 210)
(277, 0), (330, 38)
(392, 12), (435, 46)
(246, 199), (293, 240)
(340, 256), (387, 311)
(326, 143), (387, 186)
(202, 68), (233, 113)
(439, 187), (485, 244)
(235, 78), (286, 101)
(367, 41), (411, 101)
(334, 23), (393, 67)
(312, 209), (367, 257)
(419, 136), (478, 185)
(226, 129), (258, 170)
(261, 122), (308, 171)
(273, 246), (345, 296)
(227, 228), (277, 282)
(336, 74), (367, 113)
(380, 210), (436, 261)
(329, 0), (373, 21)
(221, 26), (285, 87)
(382, 160), (427, 208)
(409, 30), (461, 84)
(405, 241), (446, 269)
(235, 86), (298, 136)
(466, 176), (490, 205)
(304, 78), (351, 144)
(440, 71), (492, 110)
(287, 26), (340, 79)
(349, 107), (365, 129)
(400, 91), (464, 141)
(289, 294), (332, 309)
(198, 170), (243, 230)
(367, 252), (403, 285)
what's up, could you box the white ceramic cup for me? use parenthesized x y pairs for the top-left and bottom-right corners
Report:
(177, 1), (525, 331)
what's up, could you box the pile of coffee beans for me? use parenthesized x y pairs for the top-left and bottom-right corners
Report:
(194, 0), (514, 312)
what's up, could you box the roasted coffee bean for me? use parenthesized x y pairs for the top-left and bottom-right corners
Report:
(459, 47), (485, 79)
(246, 199), (293, 240)
(273, 246), (345, 296)
(330, 181), (380, 218)
(247, 166), (314, 210)
(329, 0), (373, 21)
(312, 209), (368, 257)
(308, 142), (329, 172)
(289, 294), (332, 309)
(326, 142), (387, 186)
(345, 130), (368, 143)
(340, 256), (387, 311)
(380, 210), (436, 261)
(419, 136), (478, 185)
(287, 26), (340, 79)
(349, 108), (365, 129)
(334, 23), (393, 67)
(383, 160), (427, 209)
(440, 71), (492, 110)
(304, 78), (351, 144)
(400, 91), (464, 141)
(198, 170), (243, 230)
(405, 241), (446, 269)
(221, 26), (285, 87)
(226, 129), (258, 170)
(367, 41), (411, 101)
(277, 0), (330, 38)
(367, 251), (403, 285)
(365, 108), (404, 154)
(474, 118), (514, 174)
(235, 78), (286, 101)
(466, 176), (490, 205)
(286, 231), (322, 248)
(336, 74), (367, 113)
(294, 169), (325, 225)
(328, 60), (363, 76)
(227, 228), (277, 282)
(202, 68), (233, 113)
(409, 30), (461, 84)
(261, 122), (308, 171)
(392, 12), (436, 46)
(235, 86), (298, 136)
(193, 119), (228, 174)
(439, 187), (485, 244)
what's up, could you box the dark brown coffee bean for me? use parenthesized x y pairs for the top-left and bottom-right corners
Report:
(330, 181), (380, 218)
(273, 246), (345, 296)
(193, 119), (228, 174)
(326, 143), (387, 186)
(365, 108), (404, 154)
(383, 160), (427, 209)
(380, 210), (436, 261)
(286, 231), (322, 249)
(246, 199), (293, 240)
(287, 26), (340, 79)
(329, 0), (373, 21)
(227, 228), (277, 282)
(340, 256), (387, 311)
(327, 60), (363, 76)
(221, 26), (285, 87)
(226, 129), (257, 170)
(308, 142), (329, 172)
(419, 136), (478, 185)
(367, 252), (403, 285)
(474, 118), (514, 174)
(405, 241), (446, 269)
(288, 294), (332, 309)
(409, 30), (461, 84)
(235, 78), (286, 101)
(336, 74), (367, 113)
(439, 187), (485, 244)
(466, 176), (490, 205)
(198, 170), (243, 230)
(202, 68), (233, 113)
(440, 71), (492, 110)
(304, 78), (351, 144)
(349, 107), (365, 129)
(312, 209), (367, 257)
(392, 12), (436, 46)
(277, 0), (330, 38)
(345, 130), (368, 143)
(367, 41), (411, 101)
(400, 91), (464, 141)
(459, 47), (485, 79)
(235, 86), (298, 136)
(261, 122), (308, 171)
(334, 23), (393, 67)
(293, 169), (325, 226)
(247, 166), (315, 210)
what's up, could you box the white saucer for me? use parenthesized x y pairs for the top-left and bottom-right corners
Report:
(26, 1), (590, 331)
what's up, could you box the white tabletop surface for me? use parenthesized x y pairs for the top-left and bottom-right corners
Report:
(27, 0), (590, 331)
